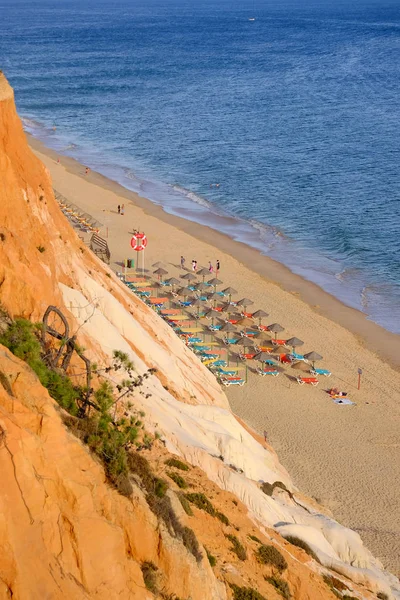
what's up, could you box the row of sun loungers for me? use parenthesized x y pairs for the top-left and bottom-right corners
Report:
(119, 274), (332, 391)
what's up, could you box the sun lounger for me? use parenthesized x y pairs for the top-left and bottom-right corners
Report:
(296, 376), (319, 386)
(148, 297), (168, 304)
(223, 337), (238, 345)
(187, 337), (202, 344)
(290, 352), (308, 362)
(279, 354), (293, 364)
(179, 301), (192, 307)
(271, 339), (288, 347)
(256, 368), (280, 377)
(208, 324), (222, 331)
(240, 311), (253, 318)
(258, 346), (273, 353)
(311, 368), (331, 377)
(239, 353), (257, 360)
(220, 378), (245, 387)
(258, 324), (269, 331)
(240, 330), (258, 337)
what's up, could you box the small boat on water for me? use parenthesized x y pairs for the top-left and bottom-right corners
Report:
(248, 17), (256, 21)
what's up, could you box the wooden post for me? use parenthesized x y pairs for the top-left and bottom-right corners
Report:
(358, 367), (362, 390)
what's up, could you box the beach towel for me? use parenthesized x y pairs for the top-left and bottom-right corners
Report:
(333, 398), (355, 406)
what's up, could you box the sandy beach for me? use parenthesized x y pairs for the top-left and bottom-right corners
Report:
(30, 136), (400, 575)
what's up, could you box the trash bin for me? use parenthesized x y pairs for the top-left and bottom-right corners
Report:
(127, 258), (132, 268)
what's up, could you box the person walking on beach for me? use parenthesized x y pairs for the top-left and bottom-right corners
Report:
(191, 260), (196, 272)
(180, 255), (185, 270)
(216, 259), (220, 274)
(194, 260), (197, 272)
(117, 204), (121, 214)
(85, 167), (90, 175)
(121, 204), (125, 216)
(208, 261), (214, 274)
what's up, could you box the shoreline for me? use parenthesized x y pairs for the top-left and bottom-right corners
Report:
(30, 134), (400, 574)
(28, 134), (400, 371)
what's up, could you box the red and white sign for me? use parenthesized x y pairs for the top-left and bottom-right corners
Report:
(130, 232), (148, 251)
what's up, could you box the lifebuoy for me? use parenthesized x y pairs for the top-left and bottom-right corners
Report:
(130, 232), (148, 251)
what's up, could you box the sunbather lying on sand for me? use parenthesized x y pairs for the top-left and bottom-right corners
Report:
(329, 387), (347, 398)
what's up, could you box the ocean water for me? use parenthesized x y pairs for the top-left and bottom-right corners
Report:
(1, 0), (400, 333)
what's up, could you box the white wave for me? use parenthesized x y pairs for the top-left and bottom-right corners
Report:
(172, 185), (213, 209)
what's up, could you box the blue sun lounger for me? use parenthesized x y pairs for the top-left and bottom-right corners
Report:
(310, 368), (332, 377)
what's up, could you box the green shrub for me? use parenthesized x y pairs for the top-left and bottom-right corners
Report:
(248, 534), (263, 544)
(141, 561), (158, 593)
(165, 457), (189, 471)
(205, 547), (216, 567)
(177, 493), (193, 516)
(155, 478), (168, 498)
(128, 454), (201, 561)
(261, 481), (288, 496)
(377, 594), (389, 600)
(37, 245), (45, 253)
(0, 319), (80, 414)
(167, 471), (187, 489)
(216, 511), (230, 525)
(256, 545), (287, 571)
(285, 536), (319, 562)
(229, 583), (267, 600)
(226, 534), (247, 561)
(181, 526), (202, 560)
(184, 493), (215, 516)
(265, 575), (291, 599)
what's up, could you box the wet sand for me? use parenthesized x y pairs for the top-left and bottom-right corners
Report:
(30, 135), (400, 575)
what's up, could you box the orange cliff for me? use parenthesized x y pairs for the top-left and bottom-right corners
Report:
(0, 71), (393, 600)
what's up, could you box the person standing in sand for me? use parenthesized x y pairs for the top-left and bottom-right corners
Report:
(208, 261), (214, 274)
(121, 204), (125, 216)
(85, 167), (90, 175)
(181, 255), (185, 269)
(216, 259), (220, 274)
(117, 205), (120, 214)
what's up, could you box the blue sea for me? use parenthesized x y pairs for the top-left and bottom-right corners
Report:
(1, 0), (400, 333)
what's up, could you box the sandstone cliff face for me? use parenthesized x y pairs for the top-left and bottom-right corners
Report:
(0, 345), (223, 600)
(0, 71), (398, 600)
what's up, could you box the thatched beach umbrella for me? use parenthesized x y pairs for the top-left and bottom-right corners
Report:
(252, 309), (269, 326)
(191, 298), (205, 317)
(221, 303), (237, 314)
(220, 322), (237, 333)
(208, 292), (222, 308)
(178, 287), (193, 297)
(237, 298), (254, 312)
(166, 277), (180, 287)
(205, 309), (221, 326)
(286, 337), (304, 351)
(181, 272), (197, 282)
(304, 351), (323, 367)
(208, 277), (223, 290)
(255, 351), (278, 372)
(222, 287), (238, 303)
(153, 267), (169, 281)
(152, 261), (167, 268)
(197, 267), (210, 282)
(237, 337), (257, 348)
(255, 351), (275, 363)
(196, 282), (209, 292)
(268, 323), (284, 340)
